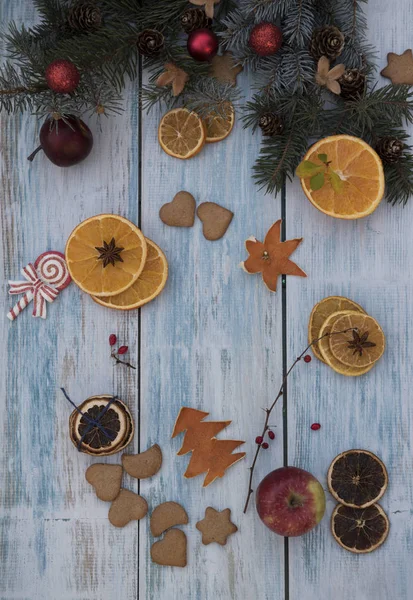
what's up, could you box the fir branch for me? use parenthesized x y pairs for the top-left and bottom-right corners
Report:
(239, 0), (293, 21)
(142, 77), (239, 118)
(282, 0), (316, 48)
(253, 92), (323, 194)
(384, 150), (413, 206)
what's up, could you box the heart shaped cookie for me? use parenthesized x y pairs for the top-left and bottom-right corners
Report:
(85, 464), (123, 502)
(150, 529), (187, 567)
(122, 444), (162, 479)
(160, 191), (196, 227)
(108, 489), (148, 528)
(197, 202), (234, 241)
(150, 501), (188, 536)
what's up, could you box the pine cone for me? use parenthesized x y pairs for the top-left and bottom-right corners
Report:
(181, 8), (211, 34)
(137, 29), (164, 57)
(68, 1), (102, 32)
(259, 113), (284, 137)
(338, 69), (366, 100)
(309, 26), (345, 61)
(375, 138), (404, 164)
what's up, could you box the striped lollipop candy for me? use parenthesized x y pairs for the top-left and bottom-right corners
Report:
(7, 251), (72, 321)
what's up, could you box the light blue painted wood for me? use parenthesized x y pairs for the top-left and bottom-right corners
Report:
(1, 1), (413, 599)
(139, 70), (285, 599)
(286, 3), (413, 600)
(0, 3), (141, 598)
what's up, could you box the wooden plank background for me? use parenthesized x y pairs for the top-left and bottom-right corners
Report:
(0, 1), (412, 599)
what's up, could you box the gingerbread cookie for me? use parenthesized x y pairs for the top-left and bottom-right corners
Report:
(209, 52), (243, 87)
(150, 529), (187, 567)
(160, 191), (196, 227)
(85, 464), (123, 502)
(381, 49), (413, 85)
(108, 489), (148, 528)
(197, 202), (234, 241)
(122, 444), (162, 479)
(150, 501), (189, 537)
(196, 507), (238, 545)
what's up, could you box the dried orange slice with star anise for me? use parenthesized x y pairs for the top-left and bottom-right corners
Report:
(329, 313), (385, 368)
(65, 214), (147, 297)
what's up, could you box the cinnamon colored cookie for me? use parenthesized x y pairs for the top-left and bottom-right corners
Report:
(381, 49), (413, 85)
(85, 464), (123, 502)
(151, 529), (187, 567)
(197, 202), (233, 241)
(108, 489), (148, 527)
(160, 191), (196, 227)
(150, 501), (189, 536)
(196, 507), (238, 545)
(122, 444), (163, 479)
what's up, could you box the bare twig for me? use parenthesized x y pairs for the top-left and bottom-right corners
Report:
(111, 351), (136, 370)
(243, 327), (356, 514)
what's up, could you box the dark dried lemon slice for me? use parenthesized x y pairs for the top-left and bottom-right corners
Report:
(328, 449), (388, 508)
(69, 395), (134, 456)
(331, 503), (389, 554)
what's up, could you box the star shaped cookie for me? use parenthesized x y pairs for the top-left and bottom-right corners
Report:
(209, 52), (243, 87)
(381, 49), (413, 85)
(196, 507), (238, 545)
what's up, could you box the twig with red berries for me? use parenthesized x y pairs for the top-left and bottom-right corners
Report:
(109, 334), (136, 370)
(243, 327), (356, 514)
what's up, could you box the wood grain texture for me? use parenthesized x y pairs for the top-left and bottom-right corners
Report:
(2, 1), (413, 599)
(139, 70), (285, 599)
(0, 2), (141, 598)
(286, 2), (413, 599)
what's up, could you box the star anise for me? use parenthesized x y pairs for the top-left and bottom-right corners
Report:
(95, 238), (124, 268)
(347, 330), (376, 356)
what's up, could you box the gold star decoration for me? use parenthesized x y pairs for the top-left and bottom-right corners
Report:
(190, 0), (220, 19)
(156, 63), (189, 97)
(381, 49), (413, 85)
(95, 238), (124, 268)
(196, 507), (238, 545)
(242, 220), (307, 293)
(315, 56), (345, 95)
(209, 52), (243, 87)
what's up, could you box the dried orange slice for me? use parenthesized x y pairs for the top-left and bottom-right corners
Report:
(319, 311), (373, 376)
(93, 238), (168, 310)
(65, 214), (147, 297)
(330, 313), (385, 368)
(328, 450), (388, 508)
(204, 103), (235, 143)
(331, 503), (389, 554)
(158, 108), (206, 159)
(308, 296), (365, 362)
(300, 135), (385, 219)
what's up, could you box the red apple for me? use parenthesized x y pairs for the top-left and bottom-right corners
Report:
(256, 466), (326, 537)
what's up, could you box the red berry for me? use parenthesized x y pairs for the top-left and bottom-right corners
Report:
(304, 355), (312, 363)
(117, 346), (128, 355)
(261, 442), (269, 449)
(255, 436), (263, 445)
(109, 334), (117, 346)
(311, 423), (321, 431)
(268, 430), (275, 440)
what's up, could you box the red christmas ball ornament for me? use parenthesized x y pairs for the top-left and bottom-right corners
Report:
(45, 59), (80, 94)
(187, 28), (219, 62)
(249, 23), (283, 57)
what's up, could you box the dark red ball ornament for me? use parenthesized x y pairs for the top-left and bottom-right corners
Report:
(249, 23), (283, 57)
(45, 59), (80, 94)
(187, 28), (219, 62)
